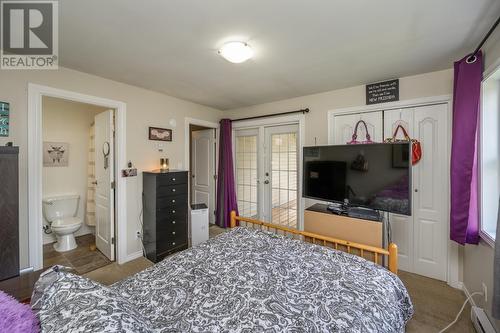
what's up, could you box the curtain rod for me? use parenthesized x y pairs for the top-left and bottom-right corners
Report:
(231, 108), (309, 122)
(468, 15), (500, 62)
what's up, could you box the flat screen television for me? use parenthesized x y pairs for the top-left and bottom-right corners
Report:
(303, 143), (412, 215)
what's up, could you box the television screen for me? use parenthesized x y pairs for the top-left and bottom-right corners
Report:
(303, 143), (411, 215)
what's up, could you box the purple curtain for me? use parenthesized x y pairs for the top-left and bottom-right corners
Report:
(215, 119), (239, 228)
(450, 52), (483, 245)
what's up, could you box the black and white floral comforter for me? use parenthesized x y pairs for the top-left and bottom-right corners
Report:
(33, 227), (413, 332)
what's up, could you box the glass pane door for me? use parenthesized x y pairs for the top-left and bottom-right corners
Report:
(264, 125), (299, 228)
(234, 129), (259, 219)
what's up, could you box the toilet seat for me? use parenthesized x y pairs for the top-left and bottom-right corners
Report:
(52, 217), (82, 229)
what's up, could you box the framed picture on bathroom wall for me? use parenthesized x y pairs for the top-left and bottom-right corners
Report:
(43, 142), (69, 167)
(0, 101), (9, 137)
(149, 127), (172, 141)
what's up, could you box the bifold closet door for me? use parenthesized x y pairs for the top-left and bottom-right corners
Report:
(384, 104), (448, 281)
(412, 104), (447, 281)
(383, 108), (414, 273)
(333, 111), (383, 144)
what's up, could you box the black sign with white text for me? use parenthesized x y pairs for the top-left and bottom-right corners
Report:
(366, 79), (399, 105)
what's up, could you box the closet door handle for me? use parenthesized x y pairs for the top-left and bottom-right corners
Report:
(414, 189), (418, 193)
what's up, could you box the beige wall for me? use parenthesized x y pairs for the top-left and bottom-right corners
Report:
(42, 97), (107, 244)
(0, 67), (222, 269)
(225, 69), (453, 146)
(462, 26), (500, 330)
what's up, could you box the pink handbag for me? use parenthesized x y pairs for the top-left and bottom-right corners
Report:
(347, 120), (374, 144)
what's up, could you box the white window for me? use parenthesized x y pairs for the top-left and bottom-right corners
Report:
(480, 70), (500, 245)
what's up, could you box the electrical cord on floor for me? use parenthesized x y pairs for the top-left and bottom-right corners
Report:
(438, 291), (483, 332)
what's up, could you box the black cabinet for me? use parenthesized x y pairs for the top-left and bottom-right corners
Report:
(0, 147), (19, 281)
(142, 170), (188, 263)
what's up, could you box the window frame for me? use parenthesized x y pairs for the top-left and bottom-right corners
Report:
(479, 67), (500, 247)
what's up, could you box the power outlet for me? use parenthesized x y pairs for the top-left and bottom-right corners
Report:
(482, 282), (488, 303)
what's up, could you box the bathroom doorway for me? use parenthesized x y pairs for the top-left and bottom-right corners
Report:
(41, 96), (116, 274)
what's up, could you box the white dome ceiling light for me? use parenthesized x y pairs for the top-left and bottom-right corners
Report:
(218, 41), (253, 63)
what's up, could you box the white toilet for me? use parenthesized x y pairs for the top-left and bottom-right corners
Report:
(42, 195), (83, 252)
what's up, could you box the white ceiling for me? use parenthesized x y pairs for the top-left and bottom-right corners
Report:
(60, 0), (500, 110)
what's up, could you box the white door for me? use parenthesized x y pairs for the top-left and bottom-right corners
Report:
(333, 111), (383, 144)
(191, 129), (216, 224)
(94, 110), (115, 261)
(384, 108), (415, 272)
(412, 104), (448, 281)
(263, 125), (299, 228)
(384, 105), (448, 281)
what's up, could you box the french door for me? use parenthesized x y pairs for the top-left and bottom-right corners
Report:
(234, 124), (299, 228)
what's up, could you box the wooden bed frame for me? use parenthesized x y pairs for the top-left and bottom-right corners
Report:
(230, 211), (398, 274)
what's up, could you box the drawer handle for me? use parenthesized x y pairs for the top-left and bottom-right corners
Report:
(172, 221), (176, 224)
(172, 210), (176, 213)
(172, 178), (176, 181)
(172, 199), (176, 203)
(172, 231), (176, 235)
(172, 242), (176, 246)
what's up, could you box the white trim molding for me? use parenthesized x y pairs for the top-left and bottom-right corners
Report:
(125, 250), (144, 262)
(183, 117), (220, 170)
(28, 83), (128, 270)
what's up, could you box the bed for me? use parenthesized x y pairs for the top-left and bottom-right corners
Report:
(31, 212), (413, 333)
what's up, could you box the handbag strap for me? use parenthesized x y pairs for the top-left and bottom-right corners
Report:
(392, 124), (411, 141)
(350, 120), (372, 142)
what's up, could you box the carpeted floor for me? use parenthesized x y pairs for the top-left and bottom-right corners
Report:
(83, 256), (153, 285)
(400, 270), (475, 332)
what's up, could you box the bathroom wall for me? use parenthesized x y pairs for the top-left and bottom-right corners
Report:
(42, 96), (108, 244)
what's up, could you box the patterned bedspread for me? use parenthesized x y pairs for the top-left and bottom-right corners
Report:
(111, 227), (413, 332)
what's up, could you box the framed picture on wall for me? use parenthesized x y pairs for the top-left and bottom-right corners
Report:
(149, 127), (172, 141)
(0, 101), (9, 137)
(43, 142), (69, 167)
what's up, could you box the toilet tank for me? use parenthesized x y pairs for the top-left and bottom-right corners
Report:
(42, 194), (80, 222)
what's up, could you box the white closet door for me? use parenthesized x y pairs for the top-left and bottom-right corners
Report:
(333, 111), (383, 144)
(412, 104), (448, 281)
(383, 108), (414, 273)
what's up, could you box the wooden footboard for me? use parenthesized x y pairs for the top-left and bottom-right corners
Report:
(230, 211), (398, 274)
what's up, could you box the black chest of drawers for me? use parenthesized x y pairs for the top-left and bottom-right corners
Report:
(142, 170), (188, 263)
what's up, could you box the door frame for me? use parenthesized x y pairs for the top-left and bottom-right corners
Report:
(232, 113), (306, 230)
(184, 118), (219, 223)
(327, 94), (461, 289)
(28, 83), (127, 271)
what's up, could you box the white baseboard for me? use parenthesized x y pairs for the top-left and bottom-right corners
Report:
(124, 250), (144, 263)
(449, 280), (464, 290)
(20, 267), (34, 275)
(462, 282), (478, 307)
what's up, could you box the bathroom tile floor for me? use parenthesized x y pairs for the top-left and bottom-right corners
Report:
(43, 234), (111, 274)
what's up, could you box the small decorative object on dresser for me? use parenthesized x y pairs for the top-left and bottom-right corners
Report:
(160, 158), (169, 171)
(148, 127), (172, 141)
(43, 142), (69, 167)
(142, 170), (188, 262)
(0, 146), (19, 281)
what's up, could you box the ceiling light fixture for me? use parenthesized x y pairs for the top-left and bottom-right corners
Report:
(218, 41), (253, 63)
